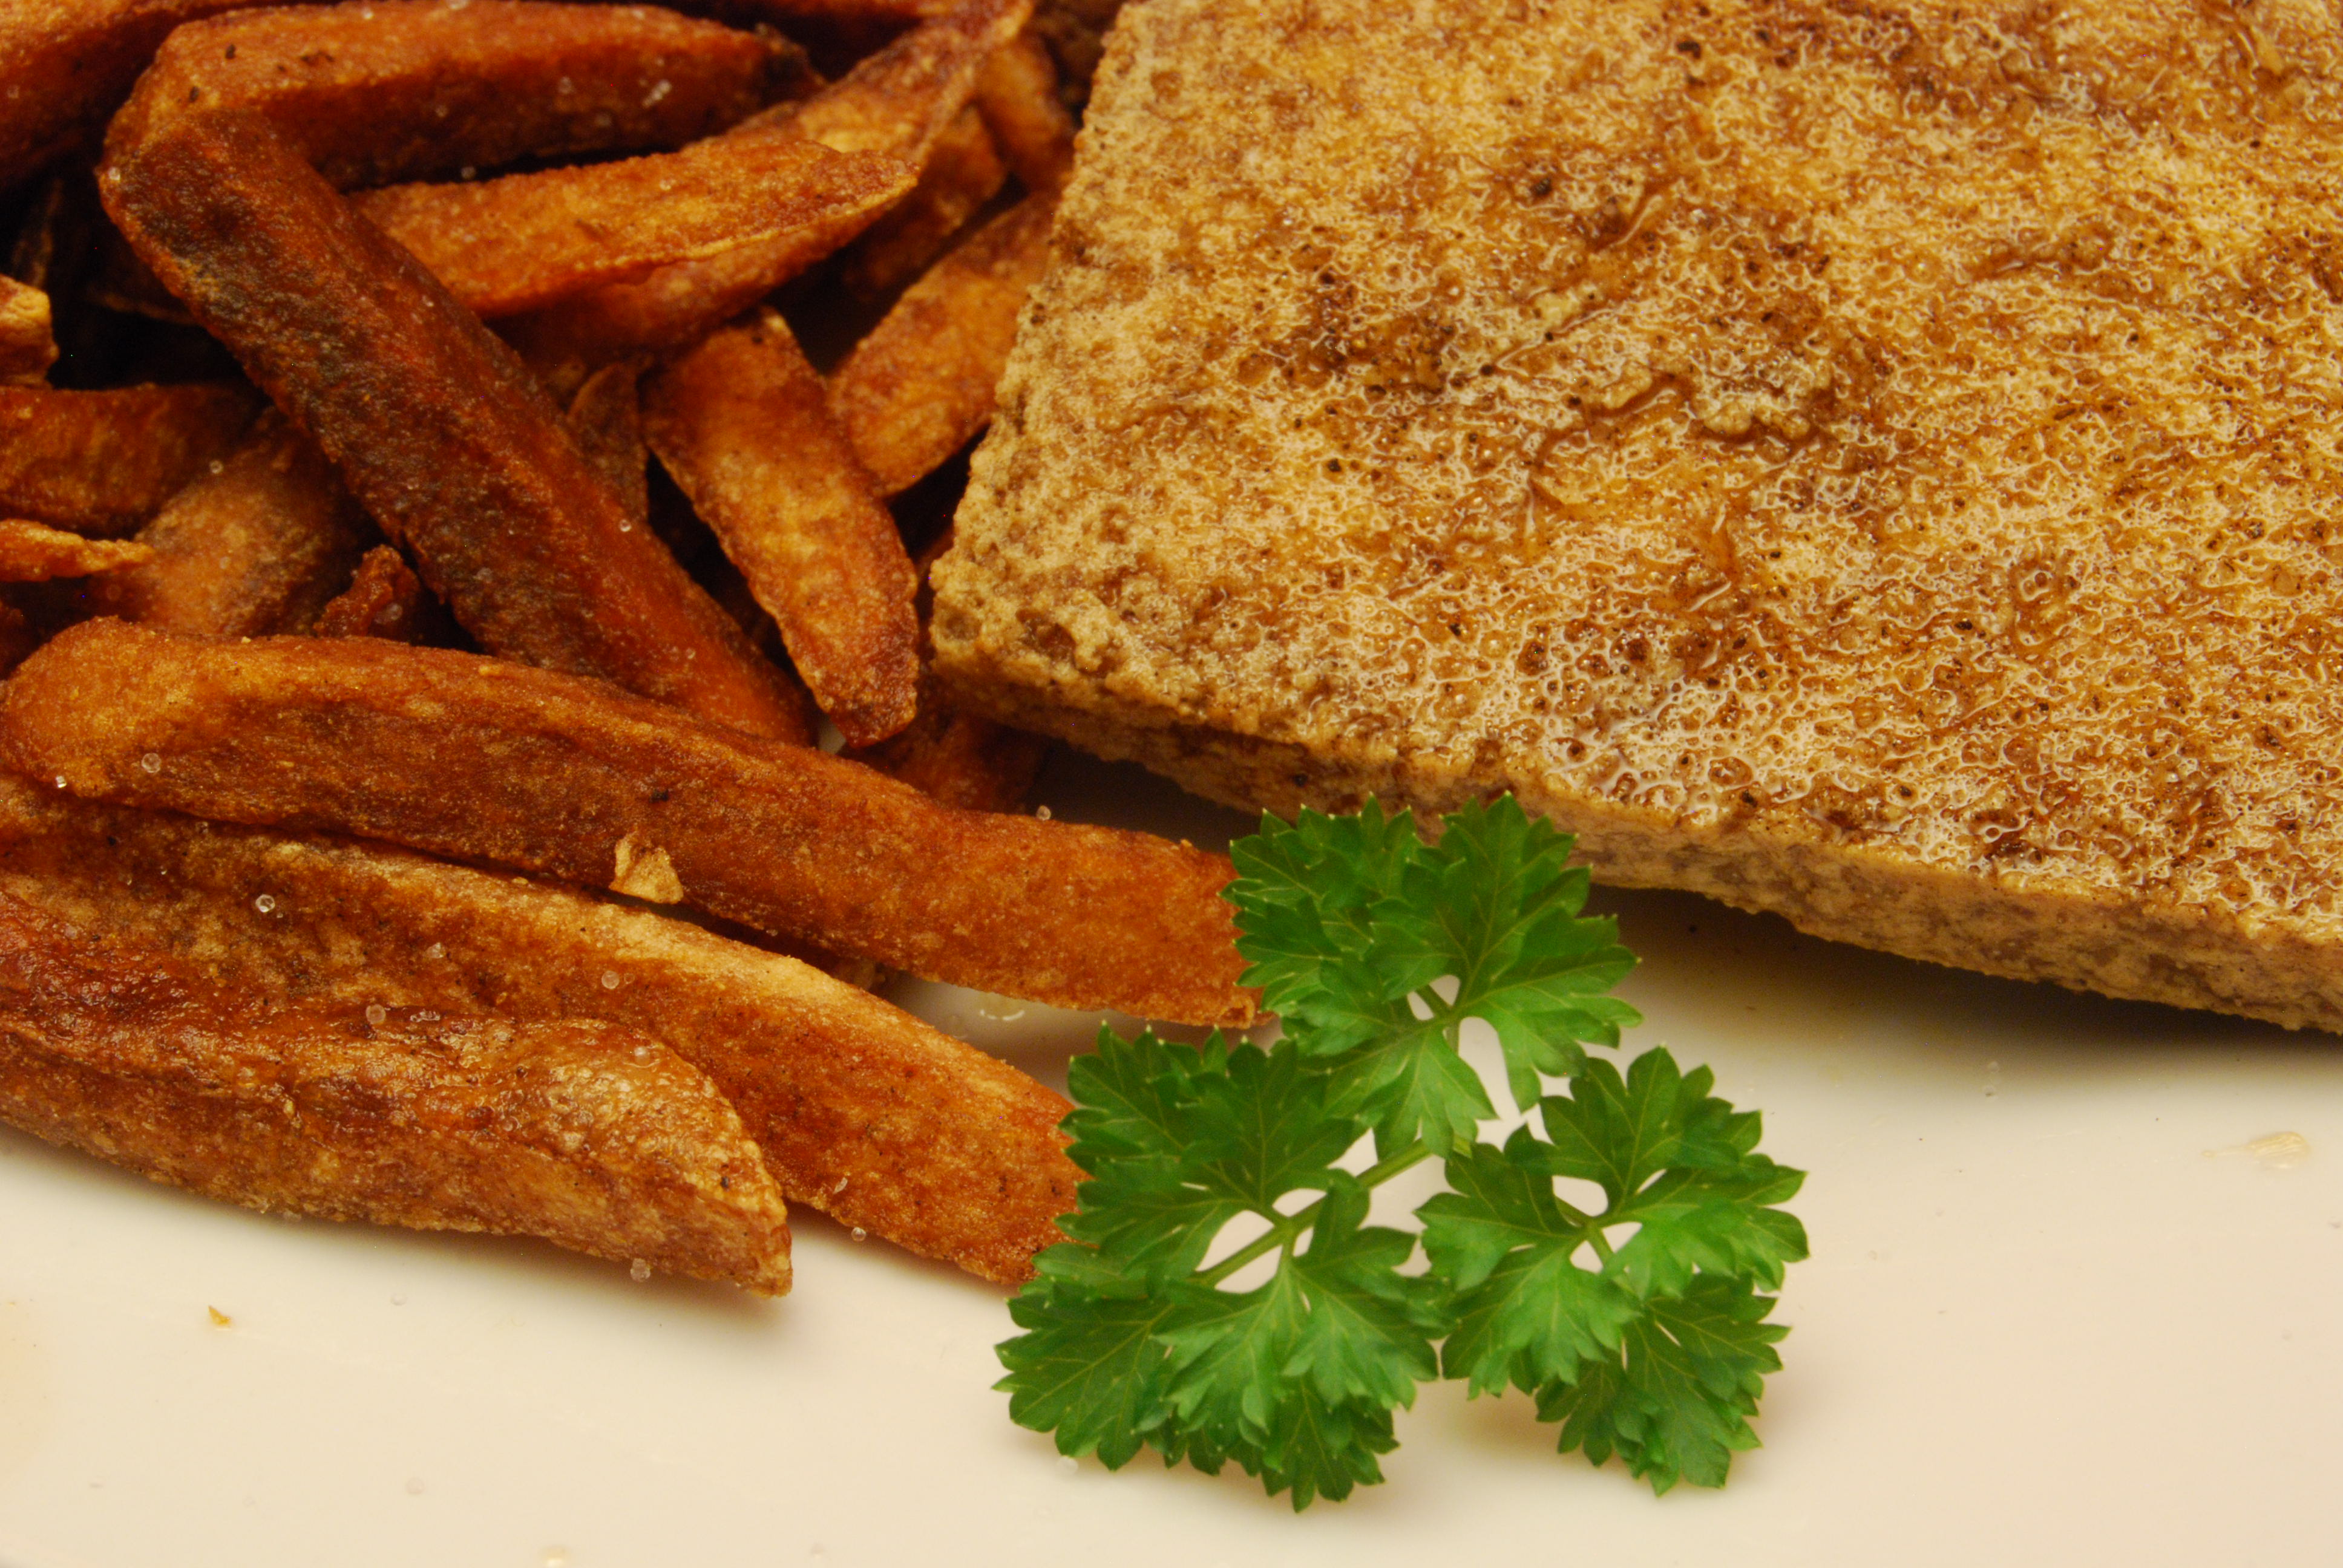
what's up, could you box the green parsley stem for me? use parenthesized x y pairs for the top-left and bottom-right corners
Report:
(1195, 1140), (1437, 1289)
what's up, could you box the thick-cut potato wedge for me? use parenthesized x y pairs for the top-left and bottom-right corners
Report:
(0, 884), (791, 1293)
(0, 383), (256, 536)
(972, 31), (1075, 192)
(102, 109), (810, 743)
(88, 410), (372, 636)
(831, 188), (1056, 495)
(111, 1), (785, 193)
(853, 694), (1047, 812)
(0, 520), (151, 581)
(841, 105), (1007, 301)
(313, 544), (431, 641)
(643, 310), (919, 747)
(350, 134), (915, 321)
(0, 777), (1076, 1281)
(500, 0), (1032, 384)
(0, 0), (252, 179)
(4, 621), (1257, 1027)
(0, 280), (57, 385)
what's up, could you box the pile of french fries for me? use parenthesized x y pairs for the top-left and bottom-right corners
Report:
(0, 0), (1244, 1295)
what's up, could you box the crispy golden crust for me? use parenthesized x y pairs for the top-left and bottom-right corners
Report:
(0, 778), (1073, 1281)
(832, 188), (1055, 494)
(312, 544), (430, 642)
(0, 885), (791, 1293)
(0, 0), (255, 179)
(0, 520), (151, 582)
(350, 134), (914, 321)
(972, 31), (1075, 192)
(2, 620), (1256, 1025)
(840, 105), (1009, 301)
(102, 106), (808, 742)
(940, 0), (2343, 1032)
(111, 1), (784, 192)
(0, 384), (257, 537)
(0, 280), (56, 386)
(90, 410), (373, 636)
(498, 0), (1029, 384)
(643, 310), (920, 746)
(563, 360), (653, 530)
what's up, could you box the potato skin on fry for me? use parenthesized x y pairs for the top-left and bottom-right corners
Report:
(644, 310), (921, 747)
(91, 410), (373, 636)
(2, 621), (1257, 1027)
(0, 777), (1078, 1282)
(0, 383), (257, 537)
(0, 889), (791, 1295)
(831, 188), (1058, 495)
(102, 109), (811, 742)
(350, 134), (916, 321)
(115, 1), (785, 192)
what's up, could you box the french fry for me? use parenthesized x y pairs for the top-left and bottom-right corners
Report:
(0, 883), (792, 1294)
(0, 382), (257, 536)
(2, 621), (1258, 1027)
(112, 1), (788, 193)
(500, 0), (1033, 382)
(103, 102), (811, 742)
(0, 520), (151, 582)
(0, 280), (57, 385)
(563, 359), (652, 528)
(87, 410), (373, 636)
(850, 531), (1046, 810)
(349, 133), (916, 320)
(642, 309), (920, 746)
(0, 777), (1078, 1281)
(972, 30), (1076, 192)
(0, 0), (254, 180)
(313, 544), (433, 642)
(830, 187), (1056, 495)
(839, 105), (1008, 301)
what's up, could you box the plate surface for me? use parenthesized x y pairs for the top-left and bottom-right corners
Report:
(3, 750), (2338, 1567)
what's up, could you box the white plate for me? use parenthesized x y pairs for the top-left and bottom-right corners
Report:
(3, 749), (2338, 1567)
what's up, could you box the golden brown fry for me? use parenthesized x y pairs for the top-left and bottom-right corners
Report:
(0, 279), (57, 385)
(4, 621), (1257, 1027)
(850, 531), (1047, 810)
(564, 360), (652, 528)
(88, 410), (372, 636)
(831, 188), (1057, 495)
(499, 0), (1032, 382)
(787, 0), (1034, 158)
(0, 520), (151, 582)
(841, 105), (1008, 301)
(853, 697), (1047, 812)
(0, 383), (257, 536)
(643, 310), (919, 747)
(350, 135), (915, 321)
(0, 777), (1075, 1281)
(313, 544), (431, 642)
(103, 106), (810, 742)
(112, 1), (787, 193)
(972, 31), (1076, 192)
(0, 0), (254, 180)
(0, 883), (791, 1293)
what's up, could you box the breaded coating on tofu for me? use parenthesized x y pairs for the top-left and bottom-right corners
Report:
(936, 0), (2343, 1030)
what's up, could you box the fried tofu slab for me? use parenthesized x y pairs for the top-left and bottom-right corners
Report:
(936, 0), (2343, 1031)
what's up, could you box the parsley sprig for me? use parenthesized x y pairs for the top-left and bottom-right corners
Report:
(997, 797), (1806, 1508)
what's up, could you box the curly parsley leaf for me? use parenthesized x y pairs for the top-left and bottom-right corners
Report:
(998, 797), (1804, 1508)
